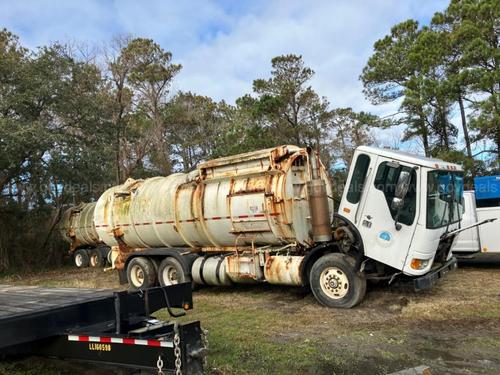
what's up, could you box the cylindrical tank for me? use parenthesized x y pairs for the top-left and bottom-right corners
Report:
(94, 145), (334, 251)
(59, 202), (100, 250)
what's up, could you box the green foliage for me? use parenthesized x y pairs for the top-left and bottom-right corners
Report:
(0, 30), (115, 269)
(3, 0), (497, 271)
(250, 54), (330, 147)
(161, 91), (227, 171)
(362, 0), (499, 173)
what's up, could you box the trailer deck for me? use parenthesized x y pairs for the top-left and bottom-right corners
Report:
(0, 285), (111, 319)
(0, 283), (205, 374)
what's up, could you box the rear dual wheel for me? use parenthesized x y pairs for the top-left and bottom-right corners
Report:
(158, 257), (188, 286)
(127, 257), (157, 289)
(127, 256), (191, 289)
(74, 249), (89, 268)
(309, 253), (366, 308)
(89, 249), (104, 268)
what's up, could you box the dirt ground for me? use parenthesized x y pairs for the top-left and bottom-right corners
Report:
(1, 255), (500, 375)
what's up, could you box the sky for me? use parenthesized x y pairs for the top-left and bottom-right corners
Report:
(0, 0), (452, 152)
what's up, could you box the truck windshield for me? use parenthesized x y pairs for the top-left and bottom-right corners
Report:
(427, 170), (464, 229)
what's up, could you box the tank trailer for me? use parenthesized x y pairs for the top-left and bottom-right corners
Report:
(77, 145), (463, 308)
(59, 202), (110, 268)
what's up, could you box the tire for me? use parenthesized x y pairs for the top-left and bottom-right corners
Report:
(127, 257), (157, 289)
(158, 257), (190, 286)
(309, 253), (366, 308)
(89, 249), (103, 268)
(74, 249), (90, 268)
(106, 248), (113, 265)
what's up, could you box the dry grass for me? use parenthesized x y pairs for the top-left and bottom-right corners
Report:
(1, 258), (500, 374)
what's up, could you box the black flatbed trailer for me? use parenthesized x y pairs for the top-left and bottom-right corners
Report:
(0, 283), (205, 374)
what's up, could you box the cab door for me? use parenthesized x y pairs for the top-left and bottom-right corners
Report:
(452, 191), (480, 253)
(356, 158), (419, 270)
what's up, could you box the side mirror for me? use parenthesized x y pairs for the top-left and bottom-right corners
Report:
(395, 170), (411, 199)
(391, 197), (404, 211)
(392, 169), (412, 230)
(391, 170), (411, 210)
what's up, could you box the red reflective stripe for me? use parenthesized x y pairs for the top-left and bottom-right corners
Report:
(100, 337), (112, 343)
(95, 213), (281, 229)
(123, 338), (135, 345)
(79, 336), (89, 342)
(147, 340), (161, 347)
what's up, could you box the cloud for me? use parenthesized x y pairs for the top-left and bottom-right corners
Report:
(1, 0), (452, 153)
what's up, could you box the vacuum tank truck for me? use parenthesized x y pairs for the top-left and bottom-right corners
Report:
(59, 202), (110, 268)
(95, 145), (464, 308)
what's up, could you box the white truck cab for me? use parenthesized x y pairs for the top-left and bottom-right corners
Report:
(452, 185), (500, 255)
(336, 146), (463, 285)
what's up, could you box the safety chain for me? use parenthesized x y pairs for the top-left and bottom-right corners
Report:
(202, 328), (209, 370)
(156, 355), (164, 375)
(174, 323), (182, 375)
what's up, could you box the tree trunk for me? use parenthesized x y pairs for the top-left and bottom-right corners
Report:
(496, 125), (500, 171)
(421, 122), (430, 157)
(458, 95), (474, 176)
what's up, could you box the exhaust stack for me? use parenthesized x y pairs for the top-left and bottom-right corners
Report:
(307, 148), (332, 243)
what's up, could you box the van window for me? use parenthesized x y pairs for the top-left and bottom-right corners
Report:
(346, 154), (370, 204)
(374, 162), (417, 226)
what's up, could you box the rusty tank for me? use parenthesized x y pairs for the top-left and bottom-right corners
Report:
(94, 145), (334, 252)
(60, 202), (101, 252)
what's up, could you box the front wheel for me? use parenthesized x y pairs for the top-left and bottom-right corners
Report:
(309, 253), (366, 308)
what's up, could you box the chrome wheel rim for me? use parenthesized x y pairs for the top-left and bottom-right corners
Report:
(320, 267), (349, 299)
(90, 254), (98, 267)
